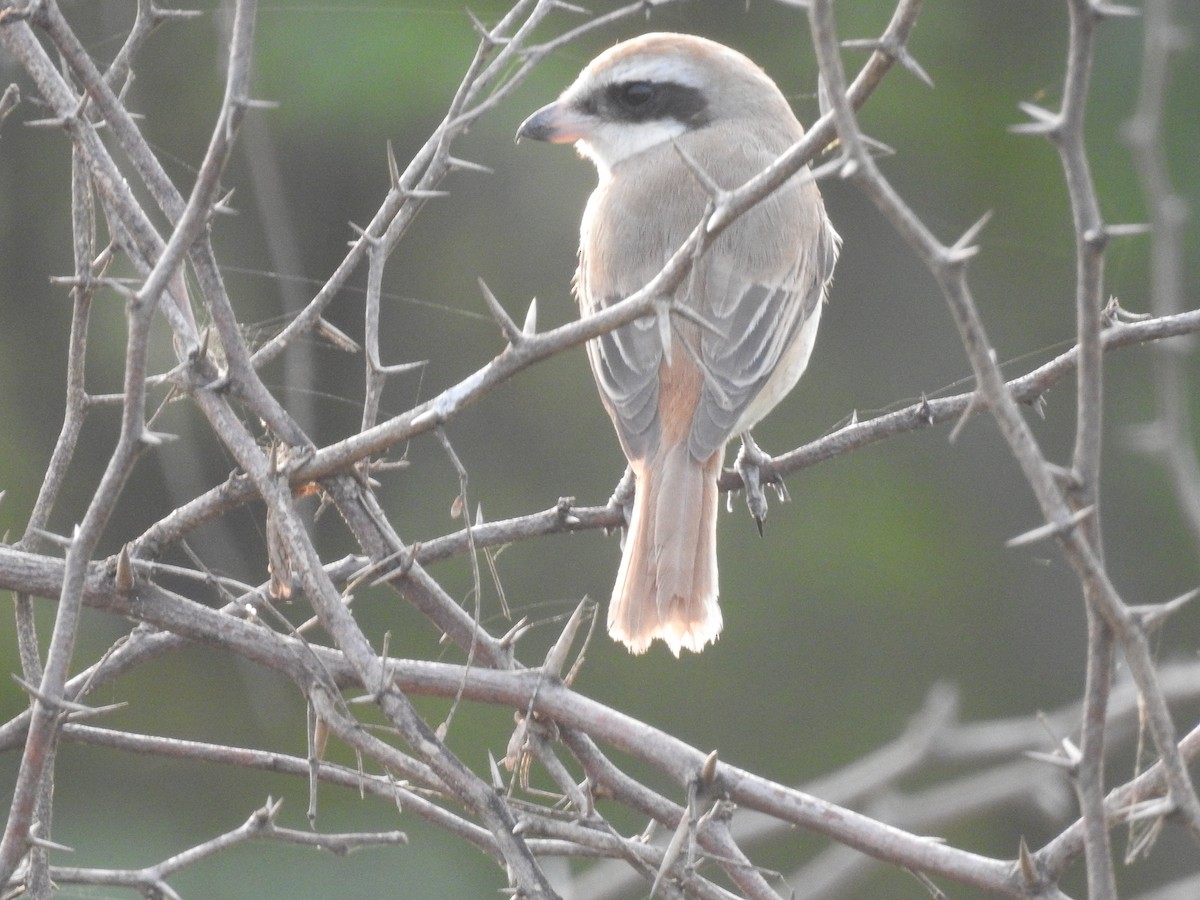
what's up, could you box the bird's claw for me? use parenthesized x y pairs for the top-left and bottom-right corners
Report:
(608, 467), (637, 539)
(735, 434), (774, 534)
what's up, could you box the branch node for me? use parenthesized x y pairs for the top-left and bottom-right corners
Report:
(942, 210), (992, 267)
(12, 673), (100, 718)
(555, 495), (580, 525)
(347, 221), (380, 248)
(251, 796), (286, 830)
(499, 617), (532, 649)
(367, 545), (417, 585)
(1082, 226), (1109, 250)
(841, 36), (933, 88)
(917, 393), (934, 425)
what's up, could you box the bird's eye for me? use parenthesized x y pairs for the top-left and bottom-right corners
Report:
(617, 81), (656, 109)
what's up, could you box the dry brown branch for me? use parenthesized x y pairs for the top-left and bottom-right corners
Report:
(0, 0), (1196, 897)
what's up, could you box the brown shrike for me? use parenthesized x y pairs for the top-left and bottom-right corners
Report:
(518, 33), (839, 655)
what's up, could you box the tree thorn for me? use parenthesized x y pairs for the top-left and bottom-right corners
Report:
(446, 155), (494, 175)
(212, 187), (238, 216)
(139, 429), (179, 447)
(1103, 221), (1151, 239)
(315, 316), (361, 353)
(465, 9), (509, 47)
(1005, 505), (1094, 548)
(115, 544), (136, 594)
(386, 139), (401, 189)
(400, 188), (450, 201)
(542, 598), (590, 678)
(522, 297), (538, 336)
(671, 139), (727, 210)
(654, 299), (673, 365)
(0, 83), (21, 127)
(1010, 101), (1061, 138)
(1017, 836), (1039, 886)
(550, 0), (591, 14)
(347, 221), (379, 247)
(670, 300), (725, 339)
(498, 617), (532, 649)
(1091, 1), (1141, 19)
(28, 826), (75, 854)
(1132, 586), (1200, 632)
(1023, 749), (1078, 772)
(477, 277), (522, 344)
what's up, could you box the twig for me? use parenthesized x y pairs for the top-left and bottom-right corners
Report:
(1026, 2), (1119, 891)
(36, 798), (406, 898)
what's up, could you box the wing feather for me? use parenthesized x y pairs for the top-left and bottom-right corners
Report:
(687, 197), (839, 459)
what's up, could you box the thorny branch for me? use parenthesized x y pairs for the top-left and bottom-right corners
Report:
(807, 0), (1200, 895)
(0, 0), (1196, 897)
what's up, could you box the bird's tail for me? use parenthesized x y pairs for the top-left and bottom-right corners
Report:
(607, 444), (722, 655)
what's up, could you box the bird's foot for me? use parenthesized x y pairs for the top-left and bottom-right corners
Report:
(735, 433), (787, 535)
(607, 466), (637, 544)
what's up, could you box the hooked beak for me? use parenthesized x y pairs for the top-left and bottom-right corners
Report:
(516, 101), (592, 144)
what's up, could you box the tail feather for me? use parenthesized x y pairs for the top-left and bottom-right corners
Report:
(607, 445), (722, 655)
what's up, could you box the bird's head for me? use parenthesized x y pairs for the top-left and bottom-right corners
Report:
(517, 33), (795, 176)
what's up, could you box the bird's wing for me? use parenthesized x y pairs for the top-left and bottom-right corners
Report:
(575, 150), (712, 463)
(575, 128), (838, 465)
(583, 299), (664, 461)
(688, 208), (839, 460)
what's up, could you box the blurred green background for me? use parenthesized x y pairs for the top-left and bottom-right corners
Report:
(1, 0), (1198, 896)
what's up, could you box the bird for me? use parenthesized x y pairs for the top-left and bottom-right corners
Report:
(517, 33), (839, 655)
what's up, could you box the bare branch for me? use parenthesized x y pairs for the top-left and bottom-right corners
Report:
(2, 0), (1195, 895)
